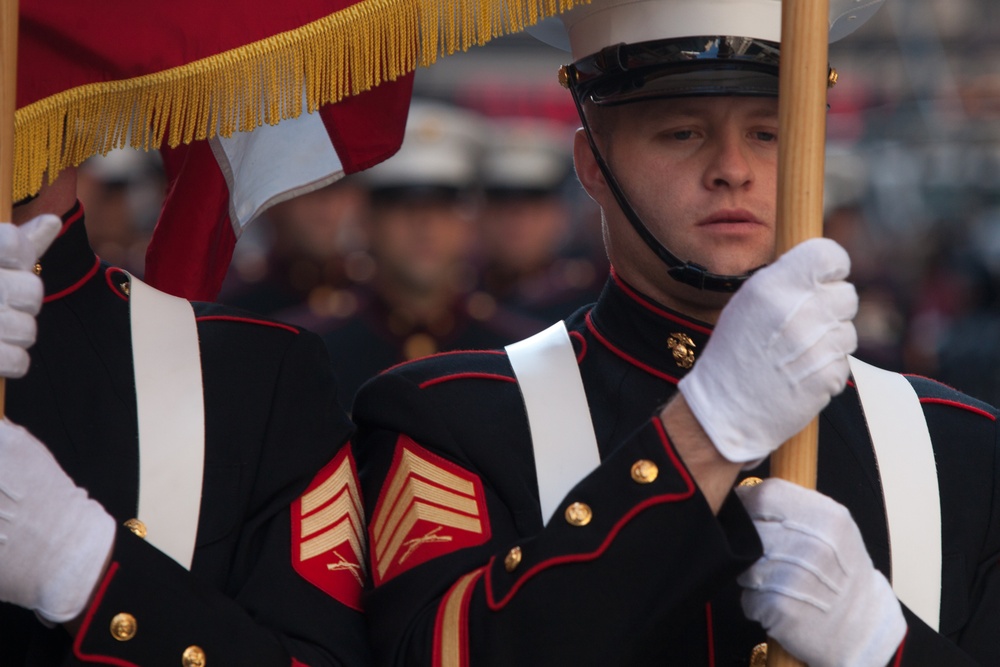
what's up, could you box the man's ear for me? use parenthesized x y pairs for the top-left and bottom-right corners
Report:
(573, 128), (608, 205)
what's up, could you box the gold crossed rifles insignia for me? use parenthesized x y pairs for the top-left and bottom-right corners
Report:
(372, 438), (490, 584)
(293, 447), (367, 608)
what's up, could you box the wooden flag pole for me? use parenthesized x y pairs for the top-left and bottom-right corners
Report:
(0, 0), (19, 417)
(767, 0), (830, 665)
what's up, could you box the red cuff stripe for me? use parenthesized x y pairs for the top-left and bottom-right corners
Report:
(485, 417), (695, 610)
(73, 561), (139, 667)
(891, 629), (907, 666)
(195, 314), (299, 333)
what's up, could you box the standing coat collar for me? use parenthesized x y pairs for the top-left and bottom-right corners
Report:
(588, 269), (716, 382)
(36, 201), (102, 301)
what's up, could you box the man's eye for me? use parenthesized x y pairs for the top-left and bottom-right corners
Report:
(753, 131), (778, 142)
(672, 130), (694, 140)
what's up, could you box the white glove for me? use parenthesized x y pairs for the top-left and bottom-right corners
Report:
(0, 214), (62, 378)
(0, 418), (115, 622)
(678, 238), (858, 464)
(737, 479), (906, 667)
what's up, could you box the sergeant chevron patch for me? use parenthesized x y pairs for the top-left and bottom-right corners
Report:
(292, 445), (366, 611)
(371, 436), (490, 585)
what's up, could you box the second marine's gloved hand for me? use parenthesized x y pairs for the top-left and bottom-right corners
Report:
(678, 238), (858, 464)
(0, 418), (115, 622)
(737, 479), (906, 667)
(0, 214), (62, 377)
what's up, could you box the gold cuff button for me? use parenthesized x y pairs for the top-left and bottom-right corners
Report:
(750, 642), (768, 667)
(182, 645), (207, 667)
(565, 502), (593, 527)
(109, 613), (137, 641)
(124, 518), (147, 539)
(738, 477), (764, 488)
(630, 460), (659, 484)
(33, 263), (42, 276)
(504, 546), (522, 572)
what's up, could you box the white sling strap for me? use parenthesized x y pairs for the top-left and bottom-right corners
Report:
(506, 321), (601, 526)
(128, 274), (205, 570)
(848, 355), (941, 631)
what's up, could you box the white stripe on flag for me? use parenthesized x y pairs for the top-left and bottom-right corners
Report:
(211, 102), (345, 236)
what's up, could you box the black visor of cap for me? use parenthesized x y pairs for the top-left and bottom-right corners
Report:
(572, 36), (780, 105)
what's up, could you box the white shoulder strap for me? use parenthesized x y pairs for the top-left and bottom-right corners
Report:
(506, 322), (600, 526)
(128, 274), (205, 570)
(848, 355), (941, 630)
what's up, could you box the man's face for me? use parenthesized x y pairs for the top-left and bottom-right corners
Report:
(577, 95), (779, 312)
(366, 198), (474, 293)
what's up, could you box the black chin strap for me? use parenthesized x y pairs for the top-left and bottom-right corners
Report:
(568, 73), (762, 293)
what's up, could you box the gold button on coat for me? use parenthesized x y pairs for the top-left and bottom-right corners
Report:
(109, 613), (137, 641)
(182, 645), (207, 667)
(565, 502), (593, 526)
(750, 642), (768, 667)
(738, 477), (764, 488)
(504, 546), (522, 572)
(631, 460), (659, 484)
(123, 518), (147, 539)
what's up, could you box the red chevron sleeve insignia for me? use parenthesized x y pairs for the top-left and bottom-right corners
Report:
(371, 436), (490, 585)
(291, 445), (366, 611)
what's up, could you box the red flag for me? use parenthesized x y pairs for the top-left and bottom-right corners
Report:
(14, 0), (589, 299)
(148, 74), (413, 300)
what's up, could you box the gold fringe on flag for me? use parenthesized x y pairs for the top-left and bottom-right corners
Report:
(13, 0), (588, 202)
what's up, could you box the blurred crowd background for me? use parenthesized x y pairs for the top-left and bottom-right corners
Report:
(76, 0), (1000, 408)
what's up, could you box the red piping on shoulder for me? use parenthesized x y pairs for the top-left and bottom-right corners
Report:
(382, 349), (506, 376)
(420, 372), (516, 389)
(73, 561), (139, 667)
(484, 417), (694, 610)
(585, 312), (680, 385)
(43, 257), (101, 303)
(611, 269), (713, 335)
(196, 314), (299, 334)
(919, 397), (996, 421)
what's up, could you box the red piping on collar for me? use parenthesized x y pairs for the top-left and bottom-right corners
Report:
(43, 256), (101, 303)
(58, 204), (84, 236)
(611, 269), (713, 335)
(585, 311), (680, 385)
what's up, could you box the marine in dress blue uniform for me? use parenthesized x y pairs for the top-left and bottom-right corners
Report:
(1, 186), (370, 666)
(350, 1), (1000, 665)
